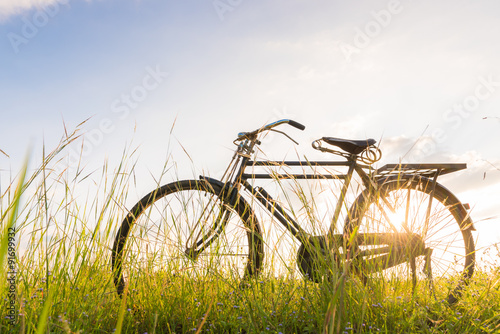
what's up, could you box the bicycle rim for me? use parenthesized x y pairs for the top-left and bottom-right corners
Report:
(112, 180), (257, 296)
(346, 177), (475, 304)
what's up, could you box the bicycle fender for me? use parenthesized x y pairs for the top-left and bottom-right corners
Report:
(198, 176), (224, 189)
(198, 176), (236, 199)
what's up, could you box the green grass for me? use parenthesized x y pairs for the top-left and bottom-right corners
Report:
(1, 130), (500, 333)
(4, 261), (500, 333)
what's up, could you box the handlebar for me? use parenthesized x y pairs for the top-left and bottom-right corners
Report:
(236, 119), (305, 141)
(287, 120), (306, 131)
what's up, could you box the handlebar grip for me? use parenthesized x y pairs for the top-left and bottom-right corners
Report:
(288, 120), (306, 131)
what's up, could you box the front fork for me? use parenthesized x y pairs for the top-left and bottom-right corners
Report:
(184, 208), (232, 261)
(423, 248), (435, 296)
(184, 179), (239, 261)
(183, 144), (258, 261)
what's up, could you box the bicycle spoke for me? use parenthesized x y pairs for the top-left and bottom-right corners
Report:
(112, 180), (260, 297)
(346, 177), (474, 304)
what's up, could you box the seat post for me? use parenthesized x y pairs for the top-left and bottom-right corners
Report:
(328, 159), (357, 239)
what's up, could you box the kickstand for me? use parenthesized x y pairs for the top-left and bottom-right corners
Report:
(410, 256), (417, 295)
(424, 248), (436, 300)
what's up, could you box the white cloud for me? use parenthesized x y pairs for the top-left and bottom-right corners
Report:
(0, 0), (68, 21)
(442, 151), (500, 193)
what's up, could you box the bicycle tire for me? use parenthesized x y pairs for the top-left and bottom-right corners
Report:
(112, 179), (264, 296)
(345, 176), (475, 304)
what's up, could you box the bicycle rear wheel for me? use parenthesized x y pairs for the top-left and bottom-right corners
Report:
(112, 179), (264, 296)
(345, 176), (475, 304)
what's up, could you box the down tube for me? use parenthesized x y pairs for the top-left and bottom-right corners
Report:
(241, 180), (305, 238)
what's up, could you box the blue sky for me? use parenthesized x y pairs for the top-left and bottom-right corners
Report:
(2, 0), (500, 250)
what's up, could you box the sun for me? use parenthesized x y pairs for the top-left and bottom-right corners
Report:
(385, 206), (411, 233)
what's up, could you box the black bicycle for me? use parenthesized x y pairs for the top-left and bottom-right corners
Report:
(112, 119), (475, 304)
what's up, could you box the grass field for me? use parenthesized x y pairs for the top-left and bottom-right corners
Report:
(1, 133), (500, 333)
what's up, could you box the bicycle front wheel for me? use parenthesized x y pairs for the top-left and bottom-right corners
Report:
(112, 179), (263, 296)
(345, 176), (475, 304)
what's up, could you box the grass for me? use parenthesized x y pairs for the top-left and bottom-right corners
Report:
(1, 128), (500, 333)
(4, 261), (500, 333)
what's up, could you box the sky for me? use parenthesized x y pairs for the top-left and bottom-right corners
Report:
(1, 0), (500, 256)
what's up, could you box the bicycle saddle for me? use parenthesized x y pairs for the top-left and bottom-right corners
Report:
(322, 137), (376, 154)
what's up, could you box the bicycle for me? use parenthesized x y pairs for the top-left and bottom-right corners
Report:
(111, 119), (475, 304)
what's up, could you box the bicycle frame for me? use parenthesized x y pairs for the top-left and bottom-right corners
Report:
(200, 127), (385, 247)
(237, 157), (374, 241)
(224, 141), (467, 234)
(195, 132), (469, 275)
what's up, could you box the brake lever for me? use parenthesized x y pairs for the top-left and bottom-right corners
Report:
(270, 129), (299, 145)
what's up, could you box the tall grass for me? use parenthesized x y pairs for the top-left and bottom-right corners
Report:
(0, 127), (499, 333)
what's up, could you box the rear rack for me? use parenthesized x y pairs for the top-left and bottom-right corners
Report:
(375, 163), (467, 179)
